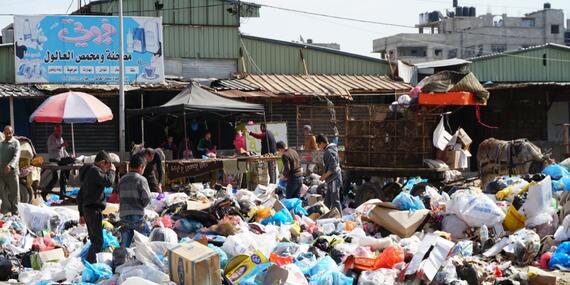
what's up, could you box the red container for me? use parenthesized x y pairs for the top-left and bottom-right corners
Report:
(419, 91), (485, 106)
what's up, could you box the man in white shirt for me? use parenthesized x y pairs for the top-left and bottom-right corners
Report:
(44, 125), (70, 197)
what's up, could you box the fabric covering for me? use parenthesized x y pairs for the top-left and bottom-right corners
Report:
(128, 83), (264, 117)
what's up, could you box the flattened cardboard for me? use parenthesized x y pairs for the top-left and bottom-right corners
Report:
(528, 266), (558, 285)
(168, 241), (221, 285)
(32, 248), (65, 270)
(405, 233), (455, 281)
(367, 202), (430, 238)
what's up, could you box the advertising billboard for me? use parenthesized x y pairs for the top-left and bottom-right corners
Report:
(14, 15), (164, 84)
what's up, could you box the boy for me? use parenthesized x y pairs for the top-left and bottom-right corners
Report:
(276, 141), (303, 199)
(316, 134), (342, 213)
(77, 151), (115, 263)
(118, 154), (151, 247)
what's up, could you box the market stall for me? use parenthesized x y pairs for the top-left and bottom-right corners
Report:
(127, 83), (275, 188)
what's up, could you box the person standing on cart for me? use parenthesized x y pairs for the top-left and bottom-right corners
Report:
(316, 134), (342, 213)
(45, 125), (70, 197)
(250, 123), (277, 184)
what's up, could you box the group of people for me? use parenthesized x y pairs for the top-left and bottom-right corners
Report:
(276, 132), (343, 213)
(77, 147), (165, 263)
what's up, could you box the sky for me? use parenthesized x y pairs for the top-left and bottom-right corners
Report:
(1, 0), (570, 57)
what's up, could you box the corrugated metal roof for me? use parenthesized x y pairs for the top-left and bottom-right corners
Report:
(213, 89), (278, 98)
(469, 43), (570, 61)
(414, 58), (471, 69)
(0, 84), (44, 98)
(34, 79), (189, 93)
(485, 82), (570, 90)
(214, 74), (410, 99)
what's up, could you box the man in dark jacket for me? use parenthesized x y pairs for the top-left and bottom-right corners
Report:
(276, 141), (303, 199)
(316, 134), (342, 213)
(77, 151), (115, 263)
(249, 123), (277, 183)
(142, 148), (164, 194)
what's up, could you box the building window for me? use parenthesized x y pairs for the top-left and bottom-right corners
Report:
(522, 18), (535, 28)
(491, 44), (506, 53)
(448, 49), (457, 58)
(551, 25), (560, 34)
(464, 46), (476, 58)
(434, 49), (443, 57)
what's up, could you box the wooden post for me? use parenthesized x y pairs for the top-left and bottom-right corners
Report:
(9, 96), (14, 131)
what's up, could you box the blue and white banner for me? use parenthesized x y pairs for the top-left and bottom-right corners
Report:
(14, 15), (164, 84)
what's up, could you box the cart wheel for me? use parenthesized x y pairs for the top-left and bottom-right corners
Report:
(19, 182), (32, 204)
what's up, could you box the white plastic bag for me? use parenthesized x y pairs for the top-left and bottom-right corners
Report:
(283, 263), (309, 285)
(18, 203), (59, 232)
(117, 265), (170, 285)
(62, 257), (84, 282)
(164, 192), (188, 207)
(441, 214), (468, 240)
(554, 215), (570, 241)
(133, 232), (176, 273)
(446, 190), (505, 227)
(433, 117), (452, 151)
(358, 268), (399, 285)
(148, 227), (178, 243)
(523, 176), (554, 227)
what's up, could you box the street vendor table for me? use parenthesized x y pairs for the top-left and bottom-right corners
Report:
(165, 156), (280, 189)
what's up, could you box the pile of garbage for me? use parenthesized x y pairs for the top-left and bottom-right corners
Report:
(2, 164), (570, 285)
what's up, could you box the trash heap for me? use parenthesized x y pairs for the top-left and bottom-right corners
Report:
(3, 165), (570, 285)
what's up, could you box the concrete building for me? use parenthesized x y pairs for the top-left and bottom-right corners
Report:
(373, 2), (569, 63)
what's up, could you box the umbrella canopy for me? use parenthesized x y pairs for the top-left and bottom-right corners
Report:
(29, 91), (113, 123)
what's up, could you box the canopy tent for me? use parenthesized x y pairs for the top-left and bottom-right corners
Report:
(127, 82), (264, 117)
(127, 82), (265, 150)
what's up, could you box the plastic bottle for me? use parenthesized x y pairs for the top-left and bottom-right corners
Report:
(480, 225), (489, 243)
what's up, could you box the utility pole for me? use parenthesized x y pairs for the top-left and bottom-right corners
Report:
(118, 0), (126, 159)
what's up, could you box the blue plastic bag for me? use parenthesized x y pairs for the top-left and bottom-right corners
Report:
(82, 262), (112, 283)
(208, 244), (228, 268)
(549, 241), (570, 270)
(392, 192), (425, 211)
(553, 179), (565, 192)
(403, 178), (427, 191)
(282, 198), (309, 216)
(238, 262), (273, 285)
(309, 256), (338, 276)
(295, 252), (317, 275)
(174, 218), (204, 233)
(309, 271), (353, 285)
(261, 208), (293, 225)
(80, 229), (119, 260)
(543, 164), (570, 180)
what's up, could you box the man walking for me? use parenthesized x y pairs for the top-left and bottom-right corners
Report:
(276, 141), (303, 199)
(0, 126), (20, 214)
(119, 154), (151, 247)
(45, 125), (70, 197)
(77, 151), (115, 263)
(316, 134), (342, 213)
(250, 123), (277, 183)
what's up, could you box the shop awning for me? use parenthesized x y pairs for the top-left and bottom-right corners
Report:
(127, 82), (264, 117)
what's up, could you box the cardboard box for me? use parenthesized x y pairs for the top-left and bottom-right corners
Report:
(31, 248), (65, 270)
(306, 194), (323, 206)
(367, 202), (430, 238)
(168, 241), (221, 285)
(436, 150), (461, 169)
(528, 266), (557, 285)
(405, 234), (455, 281)
(224, 250), (268, 284)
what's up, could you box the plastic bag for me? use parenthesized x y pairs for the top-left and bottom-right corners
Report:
(282, 198), (309, 216)
(309, 271), (353, 285)
(377, 245), (404, 269)
(261, 208), (294, 226)
(523, 176), (555, 227)
(148, 227), (178, 243)
(207, 244), (228, 268)
(392, 192), (425, 211)
(309, 256), (338, 276)
(358, 268), (398, 285)
(82, 262), (112, 283)
(555, 215), (570, 241)
(442, 214), (468, 240)
(549, 241), (570, 270)
(63, 257), (84, 282)
(433, 117), (452, 151)
(295, 252), (318, 275)
(543, 164), (570, 180)
(174, 219), (203, 233)
(18, 203), (58, 232)
(133, 232), (175, 272)
(282, 263), (309, 285)
(116, 265), (170, 285)
(446, 190), (505, 227)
